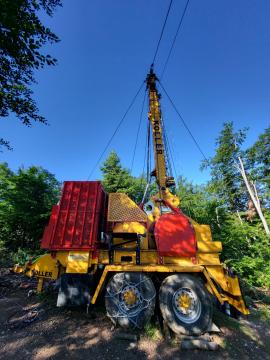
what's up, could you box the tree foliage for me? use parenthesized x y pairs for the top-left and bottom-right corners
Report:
(200, 122), (270, 287)
(0, 163), (61, 251)
(1, 123), (269, 288)
(176, 176), (270, 288)
(246, 127), (270, 202)
(100, 151), (149, 203)
(0, 0), (62, 149)
(176, 176), (225, 233)
(202, 122), (248, 212)
(219, 215), (270, 288)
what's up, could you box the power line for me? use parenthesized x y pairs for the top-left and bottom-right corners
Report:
(160, 0), (190, 79)
(159, 80), (208, 161)
(152, 0), (173, 66)
(87, 81), (145, 180)
(130, 88), (147, 173)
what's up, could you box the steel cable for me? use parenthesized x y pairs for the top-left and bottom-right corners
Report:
(130, 88), (147, 173)
(159, 80), (208, 162)
(151, 0), (173, 66)
(160, 0), (190, 79)
(87, 81), (145, 179)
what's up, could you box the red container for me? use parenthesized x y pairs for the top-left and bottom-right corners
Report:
(41, 181), (107, 250)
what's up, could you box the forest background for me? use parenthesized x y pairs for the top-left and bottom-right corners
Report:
(0, 122), (269, 295)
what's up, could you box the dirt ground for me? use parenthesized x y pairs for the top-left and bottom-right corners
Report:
(0, 269), (270, 360)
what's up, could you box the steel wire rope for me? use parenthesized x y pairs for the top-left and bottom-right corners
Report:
(146, 121), (151, 183)
(160, 0), (190, 79)
(160, 112), (173, 178)
(163, 122), (179, 188)
(160, 104), (179, 186)
(130, 88), (147, 173)
(140, 121), (150, 184)
(160, 103), (179, 190)
(140, 121), (151, 203)
(151, 0), (173, 66)
(158, 80), (208, 162)
(87, 81), (145, 180)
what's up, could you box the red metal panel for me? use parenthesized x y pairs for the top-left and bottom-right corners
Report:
(41, 181), (107, 250)
(154, 213), (197, 257)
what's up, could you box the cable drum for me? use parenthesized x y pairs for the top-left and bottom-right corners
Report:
(105, 272), (156, 329)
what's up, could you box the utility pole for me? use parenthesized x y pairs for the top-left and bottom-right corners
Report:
(237, 156), (270, 235)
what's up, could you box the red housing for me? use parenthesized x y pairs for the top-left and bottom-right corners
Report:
(154, 213), (197, 257)
(41, 181), (107, 251)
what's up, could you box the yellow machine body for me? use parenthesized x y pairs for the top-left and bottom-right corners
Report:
(13, 69), (249, 327)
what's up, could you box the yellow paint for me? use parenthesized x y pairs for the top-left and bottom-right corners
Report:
(24, 253), (59, 279)
(179, 293), (191, 310)
(204, 266), (249, 315)
(37, 278), (44, 293)
(112, 222), (148, 250)
(198, 253), (221, 265)
(12, 264), (25, 273)
(123, 289), (137, 306)
(161, 188), (180, 207)
(203, 268), (224, 304)
(113, 222), (146, 234)
(12, 68), (248, 317)
(107, 193), (147, 222)
(206, 265), (242, 296)
(197, 241), (222, 253)
(192, 222), (212, 242)
(90, 264), (204, 304)
(66, 251), (90, 274)
(147, 71), (167, 189)
(13, 248), (248, 316)
(91, 265), (109, 304)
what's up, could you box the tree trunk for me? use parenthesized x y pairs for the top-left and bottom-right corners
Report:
(236, 210), (243, 225)
(237, 156), (270, 235)
(215, 207), (221, 228)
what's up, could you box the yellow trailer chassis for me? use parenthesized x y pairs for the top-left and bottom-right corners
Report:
(14, 247), (249, 315)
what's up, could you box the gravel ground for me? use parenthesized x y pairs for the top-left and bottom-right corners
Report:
(0, 269), (269, 360)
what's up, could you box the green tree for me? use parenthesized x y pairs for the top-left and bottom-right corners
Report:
(246, 127), (270, 202)
(100, 151), (148, 203)
(219, 214), (270, 288)
(199, 123), (270, 287)
(0, 163), (60, 251)
(0, 0), (62, 149)
(202, 122), (248, 212)
(177, 176), (226, 235)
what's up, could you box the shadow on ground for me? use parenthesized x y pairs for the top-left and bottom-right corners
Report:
(0, 271), (270, 360)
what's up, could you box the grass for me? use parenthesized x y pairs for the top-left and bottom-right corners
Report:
(213, 308), (241, 330)
(144, 322), (162, 341)
(213, 308), (260, 342)
(253, 305), (270, 324)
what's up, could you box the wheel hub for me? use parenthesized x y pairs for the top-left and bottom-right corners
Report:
(123, 289), (138, 306)
(173, 287), (202, 324)
(120, 285), (141, 310)
(178, 293), (191, 311)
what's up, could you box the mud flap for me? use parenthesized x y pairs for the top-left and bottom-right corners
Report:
(204, 266), (249, 315)
(57, 274), (94, 307)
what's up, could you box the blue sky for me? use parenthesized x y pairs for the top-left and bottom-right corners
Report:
(1, 0), (270, 184)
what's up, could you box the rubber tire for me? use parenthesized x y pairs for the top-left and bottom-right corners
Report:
(105, 272), (156, 329)
(159, 274), (213, 335)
